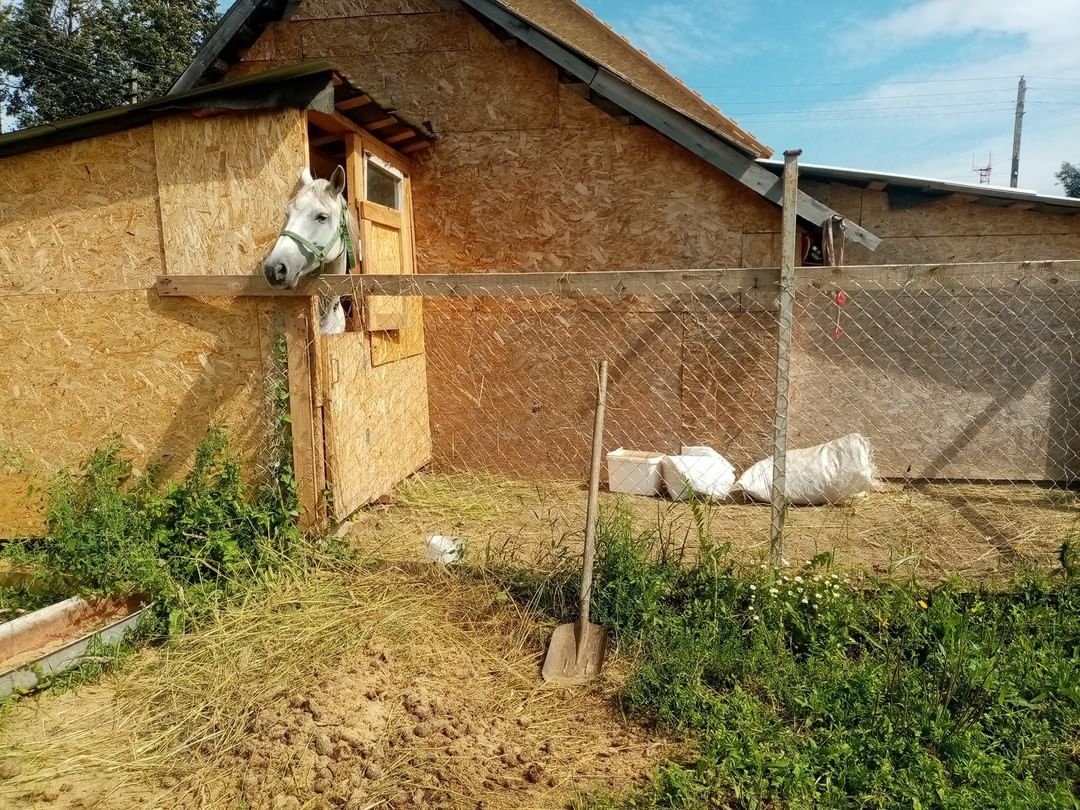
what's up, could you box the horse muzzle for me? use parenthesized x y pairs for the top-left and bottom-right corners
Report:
(263, 260), (294, 288)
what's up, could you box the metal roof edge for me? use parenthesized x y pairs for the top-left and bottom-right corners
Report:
(758, 159), (1080, 212)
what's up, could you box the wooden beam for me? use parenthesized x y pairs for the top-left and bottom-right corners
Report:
(865, 180), (887, 191)
(284, 298), (323, 533)
(365, 117), (397, 131)
(156, 261), (1080, 300)
(336, 94), (372, 111)
(384, 129), (416, 145)
(310, 133), (342, 148)
(157, 269), (777, 298)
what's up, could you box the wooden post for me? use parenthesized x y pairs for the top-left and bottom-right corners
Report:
(284, 297), (322, 532)
(769, 149), (801, 568)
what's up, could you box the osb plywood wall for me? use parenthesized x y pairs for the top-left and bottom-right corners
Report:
(789, 287), (1080, 480)
(232, 0), (784, 476)
(155, 110), (308, 276)
(0, 111), (297, 537)
(803, 180), (1080, 265)
(232, 2), (1080, 481)
(785, 185), (1080, 480)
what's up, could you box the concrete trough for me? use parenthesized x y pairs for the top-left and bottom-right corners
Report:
(0, 589), (148, 699)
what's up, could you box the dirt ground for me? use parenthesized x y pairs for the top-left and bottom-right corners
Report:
(0, 472), (1072, 809)
(350, 473), (1079, 580)
(0, 566), (673, 810)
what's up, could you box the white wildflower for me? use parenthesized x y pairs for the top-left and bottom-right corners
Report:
(794, 576), (804, 584)
(769, 587), (779, 595)
(801, 597), (808, 604)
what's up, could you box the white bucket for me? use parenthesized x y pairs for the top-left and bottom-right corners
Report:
(606, 449), (664, 496)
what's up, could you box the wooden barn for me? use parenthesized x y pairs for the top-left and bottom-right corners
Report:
(2, 0), (1080, 538)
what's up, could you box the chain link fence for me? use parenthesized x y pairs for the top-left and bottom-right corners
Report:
(287, 266), (1080, 580)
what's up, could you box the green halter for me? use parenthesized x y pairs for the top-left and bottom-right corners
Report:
(279, 199), (356, 271)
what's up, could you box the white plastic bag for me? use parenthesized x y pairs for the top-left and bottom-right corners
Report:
(661, 446), (736, 501)
(425, 535), (464, 564)
(733, 433), (880, 506)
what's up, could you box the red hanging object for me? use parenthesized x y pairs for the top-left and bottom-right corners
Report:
(832, 289), (846, 340)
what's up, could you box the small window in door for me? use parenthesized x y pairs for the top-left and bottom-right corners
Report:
(365, 154), (403, 210)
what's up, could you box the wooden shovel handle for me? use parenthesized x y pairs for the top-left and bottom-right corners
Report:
(577, 359), (609, 657)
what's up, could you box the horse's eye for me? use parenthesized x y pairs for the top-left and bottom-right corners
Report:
(315, 213), (329, 223)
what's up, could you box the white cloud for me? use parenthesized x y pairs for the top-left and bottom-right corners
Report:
(602, 1), (751, 73)
(822, 0), (1080, 193)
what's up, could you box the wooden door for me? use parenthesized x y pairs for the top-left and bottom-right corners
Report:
(320, 134), (430, 521)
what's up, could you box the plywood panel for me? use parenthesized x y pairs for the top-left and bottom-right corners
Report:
(297, 12), (469, 57)
(0, 127), (162, 295)
(412, 124), (772, 274)
(424, 298), (684, 480)
(154, 109), (308, 277)
(363, 220), (407, 331)
(332, 47), (559, 133)
(860, 188), (1080, 238)
(680, 311), (777, 471)
(844, 233), (1080, 266)
(292, 0), (440, 20)
(322, 334), (431, 518)
(369, 173), (424, 365)
(0, 292), (270, 537)
(790, 287), (1080, 480)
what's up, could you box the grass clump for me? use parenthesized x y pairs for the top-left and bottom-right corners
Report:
(505, 501), (1080, 809)
(5, 426), (310, 638)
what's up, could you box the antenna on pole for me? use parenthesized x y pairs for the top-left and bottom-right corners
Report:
(1010, 75), (1026, 188)
(972, 151), (992, 185)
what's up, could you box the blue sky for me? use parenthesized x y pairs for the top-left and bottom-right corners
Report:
(579, 0), (1080, 195)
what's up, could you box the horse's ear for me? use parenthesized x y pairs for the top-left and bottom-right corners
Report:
(330, 165), (346, 197)
(299, 166), (314, 186)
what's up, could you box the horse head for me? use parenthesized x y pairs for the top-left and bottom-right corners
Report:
(263, 166), (349, 289)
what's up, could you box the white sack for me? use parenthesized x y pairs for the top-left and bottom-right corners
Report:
(733, 433), (880, 506)
(661, 446), (736, 501)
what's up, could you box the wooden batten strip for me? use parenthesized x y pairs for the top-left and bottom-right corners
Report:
(156, 261), (1080, 300)
(336, 94), (372, 111)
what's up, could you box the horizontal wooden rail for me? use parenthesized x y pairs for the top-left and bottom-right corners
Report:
(154, 260), (1080, 299)
(155, 269), (777, 298)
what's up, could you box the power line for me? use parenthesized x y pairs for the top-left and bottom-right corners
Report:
(726, 101), (1021, 117)
(713, 88), (1018, 105)
(693, 75), (1023, 89)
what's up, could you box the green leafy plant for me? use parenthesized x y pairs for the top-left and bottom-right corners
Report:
(42, 422), (304, 637)
(495, 503), (1080, 809)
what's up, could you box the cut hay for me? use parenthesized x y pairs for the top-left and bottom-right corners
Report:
(352, 473), (1079, 581)
(0, 563), (670, 809)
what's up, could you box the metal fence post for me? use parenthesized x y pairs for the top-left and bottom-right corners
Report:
(769, 149), (801, 568)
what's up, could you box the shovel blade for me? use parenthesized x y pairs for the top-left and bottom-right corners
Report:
(541, 621), (608, 685)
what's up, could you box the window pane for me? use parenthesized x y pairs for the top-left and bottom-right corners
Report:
(366, 161), (400, 209)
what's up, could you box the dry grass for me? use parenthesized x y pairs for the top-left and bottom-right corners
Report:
(353, 472), (1079, 581)
(0, 560), (668, 810)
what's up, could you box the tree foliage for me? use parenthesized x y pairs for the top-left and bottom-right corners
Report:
(0, 0), (219, 130)
(1055, 162), (1080, 198)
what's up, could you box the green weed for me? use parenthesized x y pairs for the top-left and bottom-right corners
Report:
(498, 502), (1080, 809)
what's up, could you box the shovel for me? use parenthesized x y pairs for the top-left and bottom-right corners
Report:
(542, 359), (609, 685)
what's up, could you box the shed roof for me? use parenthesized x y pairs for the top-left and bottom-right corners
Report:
(0, 63), (433, 159)
(758, 160), (1080, 217)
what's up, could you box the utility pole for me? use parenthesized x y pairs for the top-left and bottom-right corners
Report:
(125, 68), (140, 105)
(1010, 75), (1026, 188)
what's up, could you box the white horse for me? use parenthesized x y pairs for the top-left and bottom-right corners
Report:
(263, 166), (360, 335)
